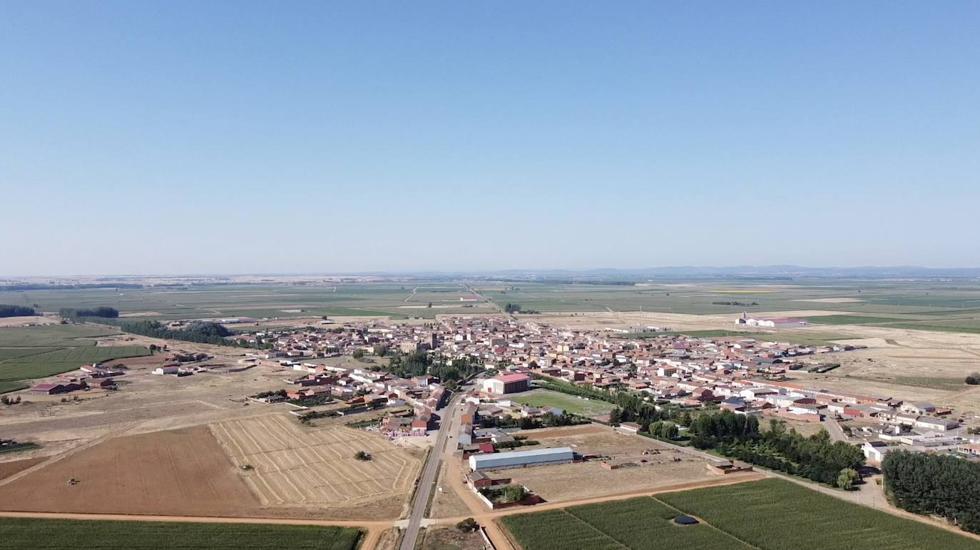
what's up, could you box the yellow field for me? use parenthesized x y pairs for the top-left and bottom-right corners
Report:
(210, 415), (422, 511)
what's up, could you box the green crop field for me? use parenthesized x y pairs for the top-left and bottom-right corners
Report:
(0, 517), (362, 549)
(502, 479), (978, 550)
(0, 324), (149, 392)
(511, 389), (615, 417)
(502, 495), (748, 550)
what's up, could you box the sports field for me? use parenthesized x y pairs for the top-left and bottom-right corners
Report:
(502, 479), (978, 550)
(0, 517), (362, 549)
(0, 324), (149, 392)
(511, 389), (614, 417)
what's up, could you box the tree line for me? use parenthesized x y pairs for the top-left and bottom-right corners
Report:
(118, 320), (239, 346)
(60, 307), (119, 319)
(882, 450), (980, 534)
(687, 412), (864, 488)
(0, 305), (35, 318)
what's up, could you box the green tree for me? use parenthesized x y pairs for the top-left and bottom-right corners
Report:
(837, 468), (859, 490)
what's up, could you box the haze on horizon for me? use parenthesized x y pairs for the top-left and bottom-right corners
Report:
(2, 2), (979, 277)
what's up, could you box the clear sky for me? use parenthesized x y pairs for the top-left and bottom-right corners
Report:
(2, 1), (979, 276)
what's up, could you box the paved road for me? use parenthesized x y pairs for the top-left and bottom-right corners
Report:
(822, 417), (849, 442)
(399, 392), (464, 550)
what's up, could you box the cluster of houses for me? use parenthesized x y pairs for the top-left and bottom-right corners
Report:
(30, 362), (126, 395)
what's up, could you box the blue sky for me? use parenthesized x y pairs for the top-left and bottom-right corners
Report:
(2, 1), (979, 275)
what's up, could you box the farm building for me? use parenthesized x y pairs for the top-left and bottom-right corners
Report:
(482, 374), (530, 395)
(30, 381), (87, 395)
(469, 446), (574, 471)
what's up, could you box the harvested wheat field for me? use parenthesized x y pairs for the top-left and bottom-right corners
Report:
(0, 426), (261, 516)
(211, 414), (423, 519)
(0, 457), (46, 481)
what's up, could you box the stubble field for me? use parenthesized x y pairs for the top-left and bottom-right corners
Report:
(211, 414), (423, 519)
(0, 426), (261, 517)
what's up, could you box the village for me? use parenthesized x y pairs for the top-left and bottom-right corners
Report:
(222, 315), (980, 476)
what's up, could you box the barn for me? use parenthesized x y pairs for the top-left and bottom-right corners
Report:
(482, 373), (531, 395)
(468, 446), (574, 471)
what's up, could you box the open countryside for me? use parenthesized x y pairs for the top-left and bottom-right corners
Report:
(4, 2), (980, 549)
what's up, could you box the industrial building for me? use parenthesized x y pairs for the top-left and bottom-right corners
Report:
(481, 373), (531, 395)
(468, 446), (575, 471)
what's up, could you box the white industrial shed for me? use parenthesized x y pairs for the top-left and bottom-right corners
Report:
(469, 446), (575, 471)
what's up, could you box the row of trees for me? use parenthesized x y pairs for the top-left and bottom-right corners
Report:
(882, 450), (980, 534)
(504, 303), (540, 314)
(478, 411), (585, 430)
(118, 320), (237, 345)
(0, 305), (35, 317)
(687, 412), (865, 488)
(60, 306), (119, 319)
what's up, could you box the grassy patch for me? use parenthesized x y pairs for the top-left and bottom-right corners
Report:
(0, 381), (29, 394)
(0, 517), (362, 549)
(0, 442), (39, 455)
(511, 389), (614, 417)
(0, 324), (148, 388)
(502, 479), (978, 550)
(805, 315), (907, 325)
(892, 376), (968, 391)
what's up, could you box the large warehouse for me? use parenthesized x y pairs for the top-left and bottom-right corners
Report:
(481, 373), (531, 395)
(469, 446), (575, 471)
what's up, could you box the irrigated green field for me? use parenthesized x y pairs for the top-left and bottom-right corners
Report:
(0, 324), (149, 392)
(0, 517), (362, 549)
(502, 495), (747, 550)
(511, 389), (614, 418)
(502, 479), (978, 550)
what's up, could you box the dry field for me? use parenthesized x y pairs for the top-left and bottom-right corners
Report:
(211, 414), (423, 519)
(531, 310), (843, 331)
(0, 316), (59, 327)
(500, 425), (716, 503)
(0, 456), (45, 481)
(421, 526), (487, 550)
(0, 426), (262, 517)
(429, 461), (471, 519)
(792, 325), (980, 412)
